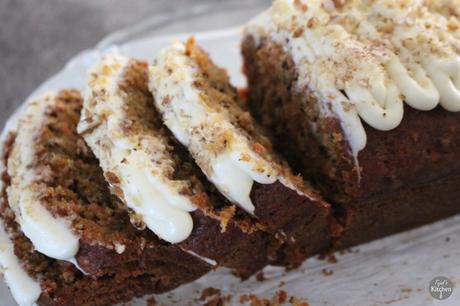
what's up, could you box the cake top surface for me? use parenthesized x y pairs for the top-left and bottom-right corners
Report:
(78, 55), (207, 244)
(149, 38), (314, 215)
(245, 0), (460, 156)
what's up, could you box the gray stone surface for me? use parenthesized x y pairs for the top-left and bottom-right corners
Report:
(0, 0), (267, 130)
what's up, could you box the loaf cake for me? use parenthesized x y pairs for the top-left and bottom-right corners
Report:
(78, 55), (278, 278)
(2, 0), (459, 304)
(149, 38), (331, 267)
(242, 0), (460, 247)
(0, 90), (210, 306)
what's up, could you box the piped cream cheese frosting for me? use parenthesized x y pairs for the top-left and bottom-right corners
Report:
(149, 41), (306, 215)
(6, 93), (80, 262)
(245, 0), (460, 157)
(0, 219), (41, 306)
(78, 55), (197, 244)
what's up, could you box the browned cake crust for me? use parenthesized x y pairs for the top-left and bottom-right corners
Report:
(0, 132), (208, 306)
(182, 40), (332, 267)
(242, 35), (460, 249)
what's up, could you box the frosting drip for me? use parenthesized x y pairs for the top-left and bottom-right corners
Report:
(245, 0), (460, 157)
(0, 219), (41, 306)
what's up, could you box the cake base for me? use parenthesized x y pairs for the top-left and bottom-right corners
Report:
(334, 173), (460, 249)
(251, 181), (331, 267)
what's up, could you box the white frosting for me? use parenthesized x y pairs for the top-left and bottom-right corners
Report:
(0, 219), (41, 306)
(210, 153), (255, 212)
(149, 42), (303, 215)
(114, 243), (126, 254)
(362, 0), (460, 111)
(6, 93), (80, 261)
(68, 258), (89, 275)
(185, 250), (217, 266)
(245, 0), (460, 157)
(78, 55), (196, 244)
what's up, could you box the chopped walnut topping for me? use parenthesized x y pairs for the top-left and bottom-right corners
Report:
(105, 171), (120, 184)
(219, 205), (236, 233)
(294, 0), (308, 12)
(307, 17), (317, 28)
(252, 142), (267, 154)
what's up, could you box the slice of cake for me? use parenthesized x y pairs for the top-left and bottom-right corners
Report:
(242, 0), (460, 247)
(78, 55), (278, 278)
(0, 90), (209, 306)
(149, 38), (331, 267)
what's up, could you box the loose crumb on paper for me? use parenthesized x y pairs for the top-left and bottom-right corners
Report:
(322, 268), (334, 276)
(256, 271), (266, 282)
(146, 296), (156, 306)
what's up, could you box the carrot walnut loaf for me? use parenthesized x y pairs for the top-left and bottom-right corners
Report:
(149, 39), (332, 267)
(0, 90), (209, 306)
(242, 0), (460, 247)
(78, 55), (278, 278)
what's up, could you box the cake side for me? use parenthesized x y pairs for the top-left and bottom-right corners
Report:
(149, 39), (332, 267)
(242, 36), (359, 204)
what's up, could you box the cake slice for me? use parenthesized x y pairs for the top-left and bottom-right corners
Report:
(242, 0), (460, 247)
(149, 38), (331, 267)
(78, 55), (278, 277)
(0, 90), (209, 306)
